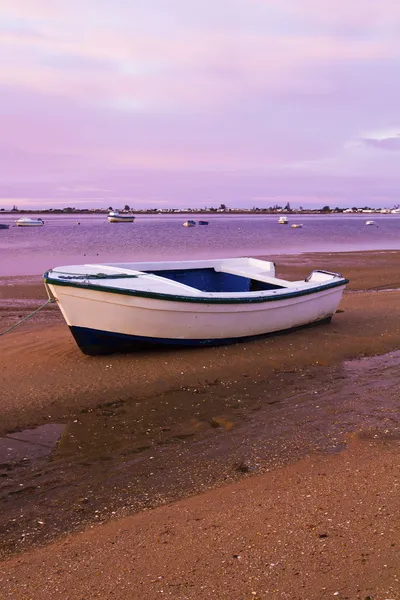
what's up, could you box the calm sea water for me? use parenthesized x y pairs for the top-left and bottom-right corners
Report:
(0, 213), (399, 276)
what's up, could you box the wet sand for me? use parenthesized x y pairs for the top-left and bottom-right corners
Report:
(0, 250), (399, 598)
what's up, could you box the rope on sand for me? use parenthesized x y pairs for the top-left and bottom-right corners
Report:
(0, 298), (55, 337)
(366, 281), (400, 291)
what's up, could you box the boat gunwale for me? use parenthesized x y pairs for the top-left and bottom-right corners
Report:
(44, 272), (349, 305)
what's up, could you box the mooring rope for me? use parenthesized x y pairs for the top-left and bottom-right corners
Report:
(0, 298), (55, 337)
(366, 281), (400, 291)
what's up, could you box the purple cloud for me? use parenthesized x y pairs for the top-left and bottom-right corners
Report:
(362, 134), (400, 151)
(0, 24), (46, 40)
(42, 53), (118, 72)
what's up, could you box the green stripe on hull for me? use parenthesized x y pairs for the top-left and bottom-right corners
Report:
(44, 274), (348, 305)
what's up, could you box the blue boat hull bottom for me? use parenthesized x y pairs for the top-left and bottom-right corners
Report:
(69, 317), (333, 355)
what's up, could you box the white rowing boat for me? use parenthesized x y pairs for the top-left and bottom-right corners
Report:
(107, 211), (135, 223)
(44, 257), (348, 355)
(16, 218), (44, 227)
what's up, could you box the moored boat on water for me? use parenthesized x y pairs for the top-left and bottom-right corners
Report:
(107, 211), (135, 223)
(0, 223), (10, 229)
(16, 218), (44, 227)
(44, 257), (349, 355)
(278, 216), (288, 224)
(198, 221), (209, 225)
(183, 220), (196, 227)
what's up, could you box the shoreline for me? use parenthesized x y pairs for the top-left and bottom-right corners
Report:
(3, 208), (400, 214)
(1, 247), (400, 280)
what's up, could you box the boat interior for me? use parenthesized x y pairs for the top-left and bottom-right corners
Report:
(149, 268), (284, 292)
(100, 258), (285, 292)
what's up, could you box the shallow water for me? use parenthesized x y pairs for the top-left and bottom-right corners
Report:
(0, 424), (65, 464)
(0, 213), (399, 276)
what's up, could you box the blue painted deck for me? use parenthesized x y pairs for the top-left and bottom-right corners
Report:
(150, 268), (282, 293)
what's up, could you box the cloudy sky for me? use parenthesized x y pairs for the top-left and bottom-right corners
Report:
(1, 0), (400, 209)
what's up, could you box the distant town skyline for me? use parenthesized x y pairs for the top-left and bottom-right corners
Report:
(2, 1), (400, 209)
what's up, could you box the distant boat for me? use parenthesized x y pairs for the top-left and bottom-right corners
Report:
(44, 257), (349, 355)
(107, 211), (135, 223)
(0, 223), (10, 230)
(365, 220), (378, 226)
(291, 224), (303, 229)
(278, 216), (288, 224)
(183, 220), (196, 227)
(198, 221), (209, 225)
(16, 218), (44, 227)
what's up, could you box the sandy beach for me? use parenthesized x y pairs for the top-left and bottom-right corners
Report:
(0, 250), (399, 599)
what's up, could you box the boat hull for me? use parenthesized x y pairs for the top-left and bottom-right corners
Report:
(69, 317), (332, 355)
(107, 217), (135, 223)
(46, 282), (345, 355)
(16, 221), (44, 227)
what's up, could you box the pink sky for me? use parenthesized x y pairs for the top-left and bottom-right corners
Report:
(1, 0), (400, 209)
